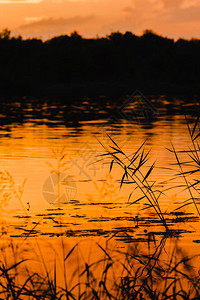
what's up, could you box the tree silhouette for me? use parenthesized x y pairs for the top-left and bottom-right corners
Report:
(0, 28), (199, 96)
(0, 28), (11, 40)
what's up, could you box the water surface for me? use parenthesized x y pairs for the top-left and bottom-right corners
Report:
(0, 95), (199, 248)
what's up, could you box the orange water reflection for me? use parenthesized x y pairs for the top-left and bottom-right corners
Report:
(0, 98), (200, 296)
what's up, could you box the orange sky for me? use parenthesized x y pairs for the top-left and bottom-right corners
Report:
(0, 0), (200, 40)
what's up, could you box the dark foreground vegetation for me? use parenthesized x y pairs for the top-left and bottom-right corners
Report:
(1, 236), (200, 300)
(0, 29), (200, 96)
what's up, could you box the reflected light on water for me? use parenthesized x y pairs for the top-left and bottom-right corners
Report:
(0, 97), (199, 297)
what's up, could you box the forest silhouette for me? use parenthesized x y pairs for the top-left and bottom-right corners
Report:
(0, 29), (200, 96)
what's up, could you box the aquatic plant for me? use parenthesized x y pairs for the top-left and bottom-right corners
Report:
(46, 147), (71, 207)
(168, 116), (200, 216)
(0, 235), (199, 299)
(99, 136), (169, 231)
(0, 171), (27, 236)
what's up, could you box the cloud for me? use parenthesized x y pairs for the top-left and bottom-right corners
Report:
(103, 0), (200, 39)
(20, 15), (95, 30)
(166, 6), (200, 22)
(158, 0), (200, 9)
(24, 17), (44, 22)
(130, 0), (200, 12)
(0, 0), (42, 3)
(125, 0), (200, 24)
(160, 0), (184, 9)
(181, 0), (200, 8)
(122, 6), (134, 13)
(66, 0), (91, 1)
(17, 15), (97, 38)
(8, 0), (200, 40)
(131, 0), (163, 11)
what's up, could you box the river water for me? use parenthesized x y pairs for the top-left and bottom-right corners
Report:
(0, 93), (200, 297)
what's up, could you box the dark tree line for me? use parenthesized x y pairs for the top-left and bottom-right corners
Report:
(0, 29), (200, 95)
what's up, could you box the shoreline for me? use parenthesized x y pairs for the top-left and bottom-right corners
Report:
(0, 79), (200, 99)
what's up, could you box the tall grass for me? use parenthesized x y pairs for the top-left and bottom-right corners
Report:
(46, 147), (71, 207)
(99, 136), (169, 231)
(168, 116), (200, 216)
(0, 236), (199, 299)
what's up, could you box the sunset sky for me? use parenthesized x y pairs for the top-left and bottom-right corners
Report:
(0, 0), (200, 40)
